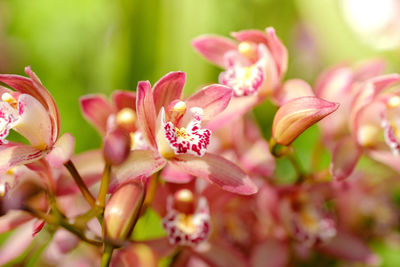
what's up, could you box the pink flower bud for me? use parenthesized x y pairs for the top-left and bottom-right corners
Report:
(104, 182), (145, 242)
(103, 128), (131, 166)
(272, 96), (339, 145)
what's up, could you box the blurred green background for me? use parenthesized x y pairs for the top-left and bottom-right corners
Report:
(2, 0), (400, 265)
(1, 0), (400, 152)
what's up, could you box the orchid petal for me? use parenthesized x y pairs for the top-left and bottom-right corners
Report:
(109, 150), (166, 192)
(272, 96), (339, 146)
(24, 67), (60, 142)
(0, 221), (35, 265)
(162, 163), (194, 184)
(112, 90), (136, 111)
(137, 81), (158, 148)
(192, 35), (238, 68)
(232, 27), (288, 76)
(231, 29), (269, 45)
(0, 210), (32, 233)
(351, 74), (400, 134)
(171, 153), (257, 195)
(15, 94), (53, 149)
(366, 149), (400, 173)
(318, 230), (380, 265)
(153, 72), (186, 114)
(186, 84), (232, 121)
(274, 79), (314, 106)
(46, 133), (75, 169)
(0, 67), (60, 142)
(264, 27), (288, 77)
(144, 237), (177, 258)
(315, 66), (353, 102)
(205, 96), (258, 131)
(354, 59), (385, 81)
(240, 139), (275, 177)
(190, 241), (249, 267)
(330, 137), (362, 181)
(251, 239), (289, 267)
(0, 143), (46, 173)
(80, 94), (115, 135)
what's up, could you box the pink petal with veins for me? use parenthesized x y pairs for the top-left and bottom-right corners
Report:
(15, 94), (53, 148)
(112, 90), (136, 111)
(171, 153), (258, 195)
(137, 81), (158, 148)
(46, 133), (75, 169)
(351, 74), (400, 135)
(0, 143), (46, 173)
(0, 221), (35, 265)
(109, 150), (166, 192)
(192, 35), (238, 68)
(80, 94), (115, 135)
(330, 136), (362, 181)
(0, 210), (32, 233)
(162, 163), (194, 184)
(153, 72), (186, 114)
(186, 84), (232, 121)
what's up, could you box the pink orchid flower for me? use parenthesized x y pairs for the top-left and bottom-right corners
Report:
(0, 67), (72, 173)
(80, 90), (138, 137)
(193, 27), (288, 130)
(314, 60), (389, 180)
(110, 71), (257, 196)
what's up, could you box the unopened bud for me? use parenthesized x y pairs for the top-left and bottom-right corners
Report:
(272, 96), (339, 146)
(103, 128), (131, 166)
(104, 182), (145, 242)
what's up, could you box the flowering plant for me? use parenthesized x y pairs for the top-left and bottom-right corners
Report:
(1, 25), (400, 267)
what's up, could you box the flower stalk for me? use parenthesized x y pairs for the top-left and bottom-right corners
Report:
(64, 160), (96, 207)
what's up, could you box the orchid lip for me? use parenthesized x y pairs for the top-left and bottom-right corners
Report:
(219, 64), (264, 97)
(160, 107), (211, 158)
(162, 197), (211, 246)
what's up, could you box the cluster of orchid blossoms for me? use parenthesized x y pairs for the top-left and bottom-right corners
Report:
(1, 26), (400, 267)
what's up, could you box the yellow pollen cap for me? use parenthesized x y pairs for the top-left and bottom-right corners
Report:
(238, 41), (257, 60)
(176, 189), (194, 203)
(172, 101), (186, 113)
(388, 96), (400, 108)
(116, 108), (137, 128)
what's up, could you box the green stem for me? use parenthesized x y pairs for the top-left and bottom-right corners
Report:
(143, 172), (160, 209)
(101, 244), (114, 267)
(64, 160), (96, 207)
(96, 163), (112, 210)
(287, 152), (306, 184)
(24, 205), (102, 246)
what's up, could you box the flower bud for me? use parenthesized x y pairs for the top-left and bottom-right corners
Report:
(272, 96), (339, 145)
(104, 182), (145, 242)
(103, 128), (131, 166)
